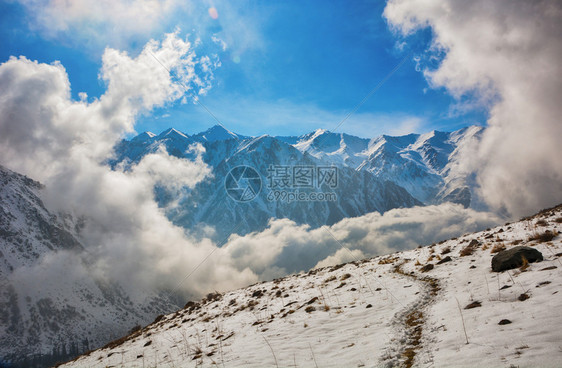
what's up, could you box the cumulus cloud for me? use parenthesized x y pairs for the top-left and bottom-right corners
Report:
(0, 32), (249, 301)
(384, 0), (562, 217)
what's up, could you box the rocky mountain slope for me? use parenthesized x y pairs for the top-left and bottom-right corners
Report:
(0, 166), (175, 367)
(113, 125), (482, 238)
(64, 204), (562, 367)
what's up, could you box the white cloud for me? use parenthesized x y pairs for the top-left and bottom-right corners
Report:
(384, 0), (562, 217)
(313, 248), (366, 269)
(0, 32), (246, 301)
(225, 204), (501, 279)
(17, 0), (185, 49)
(131, 144), (211, 193)
(15, 0), (265, 60)
(211, 35), (228, 51)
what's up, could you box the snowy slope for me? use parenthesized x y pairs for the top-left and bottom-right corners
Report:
(0, 166), (177, 366)
(64, 204), (562, 368)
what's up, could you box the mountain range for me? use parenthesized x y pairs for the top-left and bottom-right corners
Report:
(114, 125), (483, 238)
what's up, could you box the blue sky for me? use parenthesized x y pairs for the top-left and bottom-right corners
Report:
(0, 0), (487, 138)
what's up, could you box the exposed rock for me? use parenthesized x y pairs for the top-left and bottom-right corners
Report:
(464, 301), (482, 309)
(491, 246), (543, 272)
(468, 239), (480, 247)
(420, 264), (434, 272)
(436, 256), (452, 265)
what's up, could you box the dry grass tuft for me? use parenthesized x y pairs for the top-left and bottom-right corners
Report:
(520, 256), (530, 271)
(323, 275), (336, 283)
(529, 230), (558, 243)
(491, 243), (506, 253)
(379, 256), (399, 265)
(460, 246), (474, 257)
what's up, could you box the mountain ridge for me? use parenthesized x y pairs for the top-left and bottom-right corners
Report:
(114, 125), (483, 238)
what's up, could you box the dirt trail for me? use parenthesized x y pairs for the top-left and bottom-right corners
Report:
(380, 261), (441, 367)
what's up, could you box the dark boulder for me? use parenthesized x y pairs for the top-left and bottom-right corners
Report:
(420, 264), (434, 272)
(491, 246), (543, 272)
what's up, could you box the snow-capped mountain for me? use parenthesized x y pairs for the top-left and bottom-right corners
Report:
(113, 125), (482, 238)
(191, 124), (246, 142)
(0, 166), (176, 367)
(63, 204), (562, 368)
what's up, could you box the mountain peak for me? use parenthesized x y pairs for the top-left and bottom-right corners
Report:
(193, 124), (240, 142)
(131, 131), (156, 143)
(157, 127), (189, 139)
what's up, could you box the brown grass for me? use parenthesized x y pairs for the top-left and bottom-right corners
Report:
(491, 243), (506, 253)
(340, 273), (352, 281)
(379, 256), (399, 265)
(520, 256), (530, 271)
(323, 275), (336, 283)
(529, 230), (558, 243)
(460, 245), (474, 256)
(403, 310), (424, 368)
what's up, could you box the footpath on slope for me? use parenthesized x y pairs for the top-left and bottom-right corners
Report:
(380, 259), (441, 367)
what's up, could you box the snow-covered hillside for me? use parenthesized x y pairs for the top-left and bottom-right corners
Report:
(113, 125), (482, 238)
(64, 204), (562, 367)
